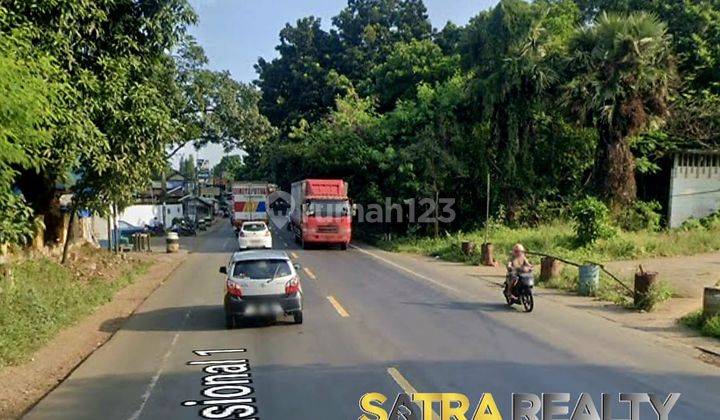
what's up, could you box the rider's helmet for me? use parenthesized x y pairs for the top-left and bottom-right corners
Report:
(512, 243), (525, 255)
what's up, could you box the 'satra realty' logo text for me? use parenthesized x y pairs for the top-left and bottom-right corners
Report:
(359, 392), (680, 420)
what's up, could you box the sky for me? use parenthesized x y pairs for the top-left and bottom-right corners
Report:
(175, 0), (498, 169)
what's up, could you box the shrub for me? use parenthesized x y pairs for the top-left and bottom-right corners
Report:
(680, 217), (705, 231)
(616, 200), (661, 232)
(680, 311), (720, 339)
(703, 314), (720, 338)
(571, 197), (616, 245)
(699, 209), (720, 229)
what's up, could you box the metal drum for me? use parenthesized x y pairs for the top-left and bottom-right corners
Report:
(578, 264), (600, 296)
(166, 232), (180, 253)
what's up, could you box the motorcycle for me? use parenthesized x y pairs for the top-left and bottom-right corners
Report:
(145, 223), (165, 236)
(169, 218), (196, 236)
(504, 271), (535, 312)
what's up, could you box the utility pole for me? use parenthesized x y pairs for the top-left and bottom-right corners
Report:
(112, 203), (119, 254)
(484, 170), (490, 245)
(161, 168), (167, 229)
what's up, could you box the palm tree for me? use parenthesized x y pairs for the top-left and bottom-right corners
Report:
(564, 12), (674, 210)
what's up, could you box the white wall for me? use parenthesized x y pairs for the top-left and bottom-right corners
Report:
(92, 204), (183, 241)
(119, 204), (183, 228)
(668, 152), (720, 227)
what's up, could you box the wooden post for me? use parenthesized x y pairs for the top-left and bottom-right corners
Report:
(704, 287), (720, 319)
(461, 241), (476, 256)
(32, 215), (45, 251)
(634, 270), (659, 307)
(480, 242), (494, 266)
(540, 257), (562, 282)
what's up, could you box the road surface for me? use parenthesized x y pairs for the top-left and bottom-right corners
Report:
(25, 223), (720, 419)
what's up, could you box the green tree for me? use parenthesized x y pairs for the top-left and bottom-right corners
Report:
(179, 155), (197, 181)
(254, 17), (348, 135)
(368, 39), (458, 111)
(212, 155), (244, 179)
(2, 0), (196, 245)
(0, 32), (64, 244)
(172, 38), (274, 158)
(564, 12), (674, 210)
(462, 0), (580, 214)
(574, 1), (720, 150)
(333, 0), (433, 85)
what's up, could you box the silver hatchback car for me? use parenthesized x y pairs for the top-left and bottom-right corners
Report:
(220, 250), (303, 328)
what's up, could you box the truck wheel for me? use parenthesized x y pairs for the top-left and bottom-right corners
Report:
(340, 243), (348, 250)
(293, 311), (303, 324)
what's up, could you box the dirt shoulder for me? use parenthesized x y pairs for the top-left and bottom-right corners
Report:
(0, 249), (187, 419)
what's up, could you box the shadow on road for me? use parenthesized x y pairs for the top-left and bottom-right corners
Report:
(99, 304), (299, 333)
(400, 300), (518, 313)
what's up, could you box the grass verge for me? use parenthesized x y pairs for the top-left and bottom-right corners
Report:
(680, 311), (720, 339)
(377, 222), (686, 310)
(0, 247), (149, 368)
(377, 221), (720, 264)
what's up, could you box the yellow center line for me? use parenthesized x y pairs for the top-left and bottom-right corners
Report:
(302, 267), (317, 280)
(290, 251), (298, 259)
(386, 368), (440, 420)
(326, 295), (350, 318)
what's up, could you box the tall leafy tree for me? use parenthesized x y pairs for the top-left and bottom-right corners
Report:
(564, 12), (674, 209)
(575, 0), (720, 150)
(255, 17), (348, 135)
(2, 0), (196, 244)
(333, 0), (432, 88)
(173, 38), (274, 158)
(462, 0), (580, 214)
(212, 155), (243, 179)
(0, 32), (65, 245)
(368, 39), (459, 111)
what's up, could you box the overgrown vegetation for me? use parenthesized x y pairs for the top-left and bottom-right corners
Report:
(0, 248), (149, 367)
(571, 197), (617, 245)
(379, 221), (720, 265)
(0, 1), (271, 248)
(238, 0), (720, 236)
(680, 311), (720, 340)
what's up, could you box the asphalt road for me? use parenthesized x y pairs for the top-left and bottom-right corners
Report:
(25, 222), (720, 419)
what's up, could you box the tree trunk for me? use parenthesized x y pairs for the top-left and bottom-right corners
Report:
(595, 126), (637, 212)
(16, 170), (64, 246)
(61, 204), (77, 265)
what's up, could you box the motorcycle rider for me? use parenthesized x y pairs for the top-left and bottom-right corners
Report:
(506, 243), (533, 299)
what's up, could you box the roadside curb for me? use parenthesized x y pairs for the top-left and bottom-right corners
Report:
(697, 345), (720, 358)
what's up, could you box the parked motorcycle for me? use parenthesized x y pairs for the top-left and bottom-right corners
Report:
(145, 223), (165, 236)
(169, 218), (196, 236)
(504, 271), (535, 312)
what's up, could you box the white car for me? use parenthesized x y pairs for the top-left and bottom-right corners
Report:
(238, 221), (272, 250)
(220, 250), (303, 328)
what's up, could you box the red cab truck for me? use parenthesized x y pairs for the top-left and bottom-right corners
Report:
(290, 179), (352, 249)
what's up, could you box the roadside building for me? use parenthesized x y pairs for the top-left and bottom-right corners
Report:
(181, 195), (217, 221)
(668, 149), (720, 227)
